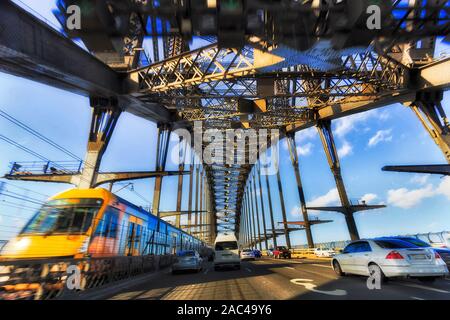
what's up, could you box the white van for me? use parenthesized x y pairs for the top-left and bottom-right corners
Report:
(214, 233), (241, 270)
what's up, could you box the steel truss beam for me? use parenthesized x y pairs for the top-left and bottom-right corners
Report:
(316, 120), (386, 240)
(408, 91), (450, 163)
(382, 165), (450, 176)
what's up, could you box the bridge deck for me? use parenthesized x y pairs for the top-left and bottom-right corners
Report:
(98, 258), (450, 301)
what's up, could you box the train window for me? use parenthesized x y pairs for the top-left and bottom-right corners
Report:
(21, 198), (102, 235)
(94, 207), (120, 238)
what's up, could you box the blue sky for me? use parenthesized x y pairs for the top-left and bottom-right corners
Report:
(0, 1), (449, 246)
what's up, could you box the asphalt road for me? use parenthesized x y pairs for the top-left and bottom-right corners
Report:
(102, 258), (450, 300)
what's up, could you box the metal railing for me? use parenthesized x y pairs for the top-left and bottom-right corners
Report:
(8, 161), (83, 176)
(0, 254), (175, 300)
(293, 231), (450, 250)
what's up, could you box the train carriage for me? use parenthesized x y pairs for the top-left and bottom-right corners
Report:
(0, 188), (204, 260)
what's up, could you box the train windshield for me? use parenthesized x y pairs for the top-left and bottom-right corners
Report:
(21, 198), (103, 235)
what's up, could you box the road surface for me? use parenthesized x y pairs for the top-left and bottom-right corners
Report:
(101, 258), (450, 300)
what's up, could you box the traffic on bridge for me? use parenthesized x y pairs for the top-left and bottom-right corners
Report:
(0, 0), (449, 313)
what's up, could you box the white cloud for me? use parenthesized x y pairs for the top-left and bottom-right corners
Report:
(297, 143), (313, 156)
(335, 114), (368, 138)
(290, 205), (300, 217)
(387, 184), (435, 209)
(337, 140), (353, 158)
(437, 176), (450, 200)
(334, 112), (373, 138)
(307, 188), (340, 207)
(378, 111), (390, 121)
(368, 129), (393, 147)
(410, 174), (430, 186)
(360, 193), (378, 204)
(386, 177), (450, 209)
(334, 109), (390, 139)
(296, 127), (317, 142)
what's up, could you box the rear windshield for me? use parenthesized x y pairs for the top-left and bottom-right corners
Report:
(215, 241), (238, 251)
(243, 249), (252, 252)
(375, 240), (417, 249)
(398, 238), (430, 247)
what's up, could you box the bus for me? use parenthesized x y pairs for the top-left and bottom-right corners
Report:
(0, 188), (203, 260)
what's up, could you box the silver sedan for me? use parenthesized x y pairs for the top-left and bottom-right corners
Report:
(332, 239), (449, 283)
(172, 250), (203, 274)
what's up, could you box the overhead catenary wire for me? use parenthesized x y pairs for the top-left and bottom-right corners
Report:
(0, 192), (45, 206)
(0, 180), (50, 199)
(0, 134), (50, 162)
(0, 108), (114, 176)
(0, 108), (82, 161)
(0, 200), (40, 212)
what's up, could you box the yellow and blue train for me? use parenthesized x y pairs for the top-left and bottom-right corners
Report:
(0, 188), (203, 260)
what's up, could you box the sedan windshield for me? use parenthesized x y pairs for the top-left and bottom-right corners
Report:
(21, 198), (103, 235)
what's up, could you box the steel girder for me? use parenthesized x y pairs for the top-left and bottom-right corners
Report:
(8, 0), (450, 237)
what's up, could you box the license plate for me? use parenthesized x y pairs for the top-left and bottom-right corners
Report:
(409, 254), (427, 260)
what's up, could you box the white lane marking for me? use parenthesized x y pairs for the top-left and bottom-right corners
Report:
(285, 266), (295, 270)
(400, 283), (450, 294)
(246, 268), (252, 273)
(411, 296), (425, 300)
(312, 264), (332, 269)
(290, 278), (347, 296)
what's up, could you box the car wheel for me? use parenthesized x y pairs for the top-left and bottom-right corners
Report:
(172, 270), (177, 275)
(332, 260), (345, 277)
(419, 277), (437, 283)
(368, 263), (387, 283)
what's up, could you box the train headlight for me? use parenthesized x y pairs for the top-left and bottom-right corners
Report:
(13, 238), (30, 251)
(0, 266), (10, 283)
(78, 237), (90, 253)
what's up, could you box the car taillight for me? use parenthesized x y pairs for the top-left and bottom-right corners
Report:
(435, 252), (442, 260)
(386, 251), (404, 259)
